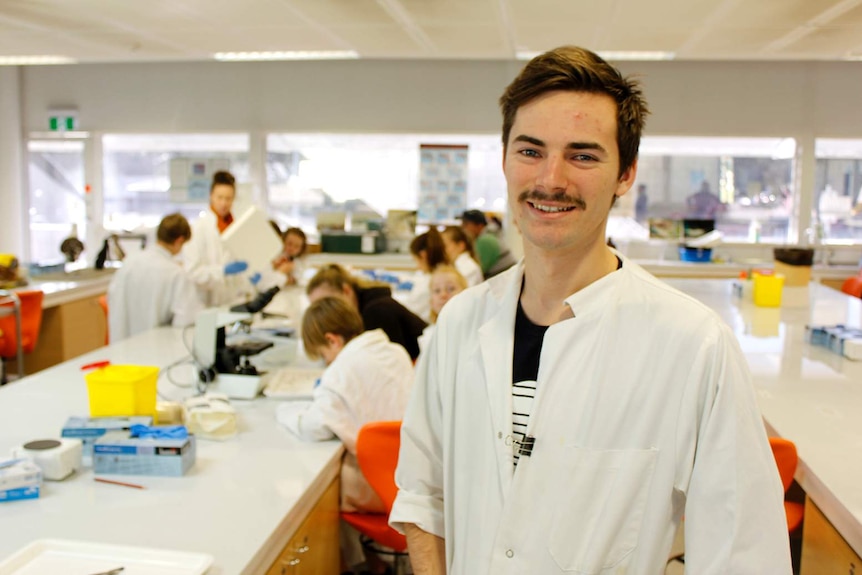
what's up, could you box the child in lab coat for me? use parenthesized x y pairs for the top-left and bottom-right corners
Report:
(277, 296), (414, 574)
(276, 296), (414, 510)
(417, 265), (468, 356)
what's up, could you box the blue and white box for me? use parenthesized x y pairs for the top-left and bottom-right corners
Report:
(93, 431), (196, 477)
(0, 459), (42, 502)
(62, 416), (154, 464)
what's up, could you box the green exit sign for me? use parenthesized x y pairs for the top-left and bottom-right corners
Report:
(49, 116), (76, 131)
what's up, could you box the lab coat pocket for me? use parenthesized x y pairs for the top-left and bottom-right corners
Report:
(548, 447), (658, 573)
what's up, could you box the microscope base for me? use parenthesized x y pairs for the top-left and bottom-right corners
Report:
(206, 373), (264, 399)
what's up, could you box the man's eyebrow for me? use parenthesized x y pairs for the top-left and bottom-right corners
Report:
(511, 134), (608, 155)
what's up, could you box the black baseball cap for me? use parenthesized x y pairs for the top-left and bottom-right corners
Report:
(459, 209), (487, 225)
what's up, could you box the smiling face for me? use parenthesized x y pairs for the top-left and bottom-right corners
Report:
(503, 90), (636, 257)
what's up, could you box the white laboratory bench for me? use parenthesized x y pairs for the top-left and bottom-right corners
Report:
(0, 327), (344, 574)
(665, 279), (862, 572)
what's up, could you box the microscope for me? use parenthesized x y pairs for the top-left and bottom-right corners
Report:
(193, 307), (275, 399)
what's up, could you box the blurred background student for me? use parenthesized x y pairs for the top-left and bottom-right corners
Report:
(272, 226), (309, 287)
(402, 227), (449, 322)
(459, 209), (517, 279)
(307, 264), (427, 361)
(276, 297), (413, 575)
(108, 213), (203, 343)
(182, 170), (249, 306)
(441, 226), (483, 287)
(417, 265), (467, 356)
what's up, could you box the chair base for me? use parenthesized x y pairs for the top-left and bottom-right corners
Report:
(358, 535), (409, 575)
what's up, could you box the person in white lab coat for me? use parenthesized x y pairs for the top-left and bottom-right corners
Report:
(276, 296), (414, 575)
(441, 226), (483, 287)
(390, 46), (792, 575)
(107, 213), (203, 342)
(182, 170), (249, 306)
(402, 227), (449, 323)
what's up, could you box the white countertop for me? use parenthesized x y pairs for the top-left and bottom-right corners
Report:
(665, 279), (862, 555)
(0, 327), (343, 574)
(17, 269), (115, 308)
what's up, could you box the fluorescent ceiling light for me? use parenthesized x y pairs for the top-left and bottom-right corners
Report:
(516, 50), (674, 61)
(214, 50), (359, 62)
(0, 55), (76, 66)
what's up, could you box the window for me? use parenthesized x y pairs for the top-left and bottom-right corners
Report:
(266, 133), (506, 233)
(609, 136), (795, 242)
(814, 139), (862, 242)
(28, 140), (86, 264)
(102, 134), (249, 232)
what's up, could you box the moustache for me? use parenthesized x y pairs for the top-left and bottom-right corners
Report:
(518, 190), (587, 211)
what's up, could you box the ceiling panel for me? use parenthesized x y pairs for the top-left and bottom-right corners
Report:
(1, 0), (862, 63)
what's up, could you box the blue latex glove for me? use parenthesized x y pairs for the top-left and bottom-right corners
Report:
(129, 424), (189, 439)
(249, 272), (262, 286)
(224, 260), (248, 276)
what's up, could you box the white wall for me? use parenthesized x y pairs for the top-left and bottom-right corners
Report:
(20, 59), (862, 137)
(12, 57), (862, 263)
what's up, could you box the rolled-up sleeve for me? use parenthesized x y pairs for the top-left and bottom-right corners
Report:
(390, 330), (446, 538)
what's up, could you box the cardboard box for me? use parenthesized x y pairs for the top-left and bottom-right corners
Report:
(61, 416), (154, 462)
(93, 431), (195, 477)
(0, 459), (42, 502)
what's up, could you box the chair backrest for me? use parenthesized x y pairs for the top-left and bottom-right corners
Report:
(769, 436), (798, 493)
(0, 290), (44, 356)
(98, 294), (109, 344)
(841, 276), (862, 299)
(355, 421), (402, 512)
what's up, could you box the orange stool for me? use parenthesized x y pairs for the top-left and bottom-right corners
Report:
(0, 290), (44, 384)
(840, 276), (862, 299)
(340, 421), (408, 573)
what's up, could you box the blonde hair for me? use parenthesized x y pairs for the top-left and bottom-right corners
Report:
(306, 263), (387, 297)
(301, 297), (364, 361)
(429, 265), (468, 323)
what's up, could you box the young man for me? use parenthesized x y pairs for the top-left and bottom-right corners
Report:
(182, 170), (248, 306)
(390, 46), (792, 574)
(107, 213), (203, 342)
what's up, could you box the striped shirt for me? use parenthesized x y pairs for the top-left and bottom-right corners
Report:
(511, 300), (548, 467)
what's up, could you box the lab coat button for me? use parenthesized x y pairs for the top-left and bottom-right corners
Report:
(505, 549), (514, 558)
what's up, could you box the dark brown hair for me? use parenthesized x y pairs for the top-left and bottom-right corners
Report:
(210, 170), (236, 192)
(409, 227), (448, 270)
(499, 46), (649, 178)
(157, 213), (191, 244)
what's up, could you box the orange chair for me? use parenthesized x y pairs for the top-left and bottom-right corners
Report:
(841, 276), (862, 299)
(769, 436), (805, 533)
(98, 294), (109, 344)
(0, 290), (44, 384)
(340, 421), (408, 574)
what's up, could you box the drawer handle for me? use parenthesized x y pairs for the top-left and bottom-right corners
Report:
(296, 545), (309, 554)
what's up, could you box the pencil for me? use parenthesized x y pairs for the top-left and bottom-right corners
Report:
(94, 477), (145, 490)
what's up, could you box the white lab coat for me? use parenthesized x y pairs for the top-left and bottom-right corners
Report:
(401, 271), (431, 323)
(277, 329), (414, 512)
(391, 258), (792, 575)
(182, 210), (247, 307)
(453, 252), (483, 287)
(107, 245), (203, 342)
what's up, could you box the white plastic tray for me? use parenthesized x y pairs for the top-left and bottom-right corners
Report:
(0, 539), (213, 575)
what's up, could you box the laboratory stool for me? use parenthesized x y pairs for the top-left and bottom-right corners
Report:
(666, 436), (804, 569)
(341, 421), (409, 575)
(0, 290), (44, 384)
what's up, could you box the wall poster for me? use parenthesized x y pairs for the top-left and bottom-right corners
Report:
(417, 144), (468, 222)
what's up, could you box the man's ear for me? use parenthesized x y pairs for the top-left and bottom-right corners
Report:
(615, 158), (638, 199)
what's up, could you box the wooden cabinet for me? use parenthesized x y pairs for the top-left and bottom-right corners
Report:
(267, 477), (340, 575)
(8, 293), (107, 375)
(800, 497), (862, 574)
